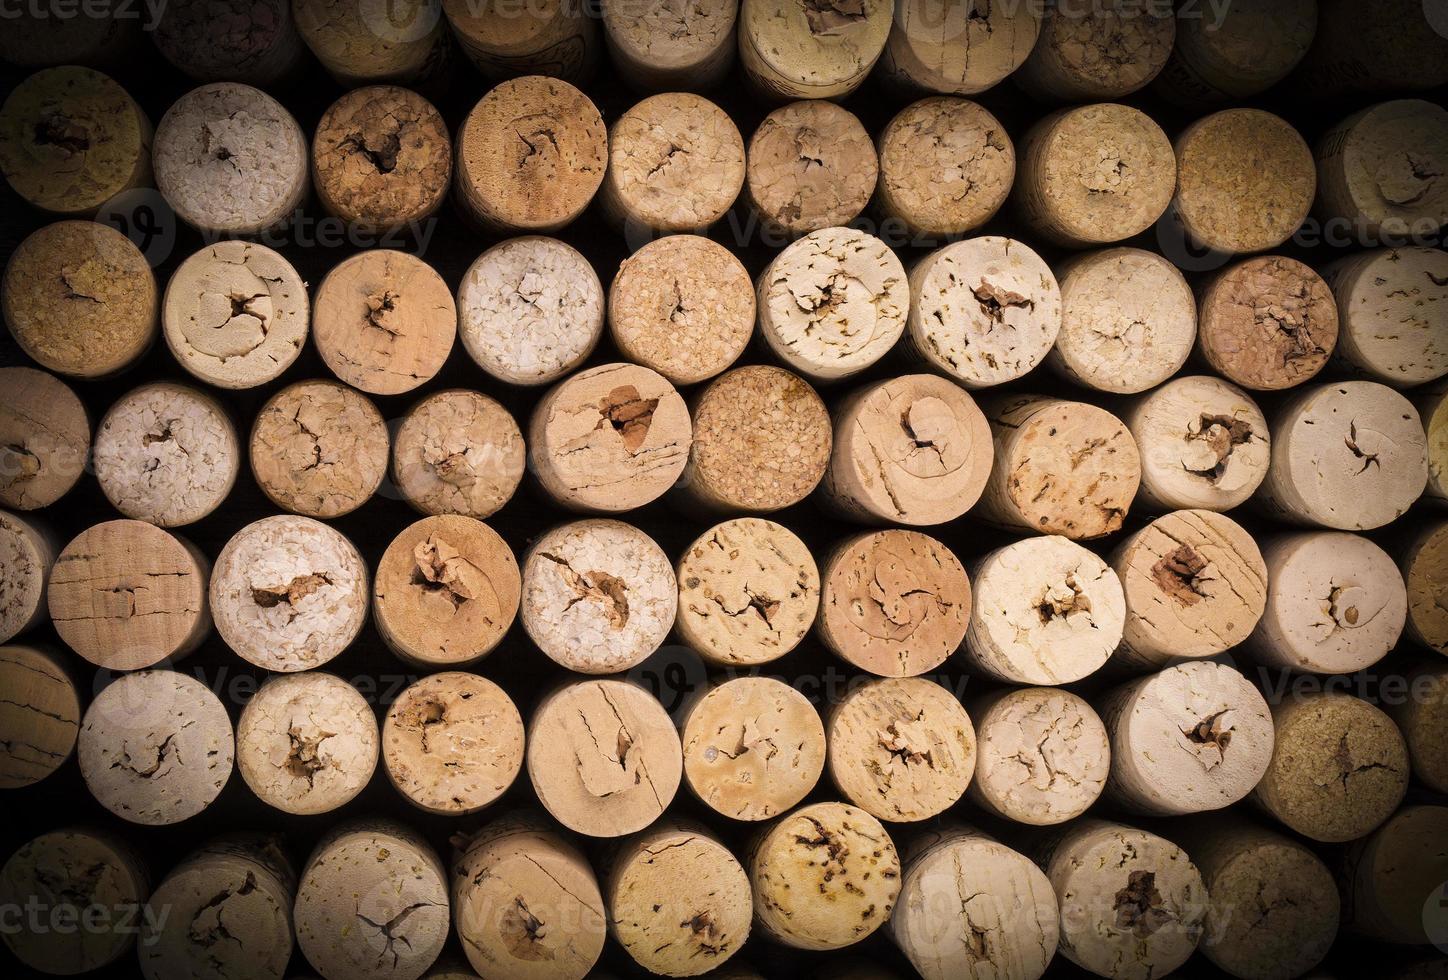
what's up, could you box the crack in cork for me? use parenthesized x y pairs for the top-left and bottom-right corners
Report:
(540, 553), (630, 628)
(252, 573), (331, 609)
(598, 385), (659, 453)
(501, 896), (553, 960)
(972, 280), (1034, 324)
(410, 536), (489, 613)
(188, 871), (257, 949)
(1036, 573), (1092, 625)
(34, 113), (90, 153)
(1152, 545), (1212, 606)
(802, 0), (865, 34)
(1183, 414), (1254, 484)
(284, 723), (334, 787)
(355, 900), (441, 970)
(1180, 708), (1233, 766)
(1113, 870), (1172, 939)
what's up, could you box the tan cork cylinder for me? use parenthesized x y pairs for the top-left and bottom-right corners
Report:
(0, 644), (79, 789)
(293, 0), (446, 85)
(737, 0), (891, 100)
(675, 518), (819, 667)
(162, 241), (309, 389)
(1404, 521), (1448, 654)
(1293, 0), (1448, 97)
(94, 382), (240, 527)
(0, 512), (54, 643)
(0, 66), (151, 216)
(745, 99), (878, 238)
(609, 235), (754, 386)
(966, 686), (1108, 825)
(153, 0), (307, 86)
(236, 672), (378, 816)
(680, 676), (825, 820)
(49, 520), (210, 672)
(747, 801), (900, 950)
(879, 0), (1040, 95)
(1123, 374), (1270, 512)
(1110, 509), (1268, 671)
(1014, 1), (1174, 102)
(816, 529), (970, 677)
(602, 0), (737, 91)
(392, 389), (526, 519)
(527, 678), (683, 837)
(1252, 692), (1408, 842)
(1422, 385), (1448, 503)
(374, 515), (520, 668)
(1341, 805), (1448, 945)
(1048, 248), (1196, 394)
(1316, 99), (1448, 242)
(529, 362), (691, 513)
(457, 236), (605, 385)
(1324, 246), (1448, 386)
(0, 367), (89, 510)
(153, 82), (308, 236)
(903, 237), (1063, 390)
(455, 76), (606, 233)
(1153, 0), (1317, 105)
(250, 380), (389, 518)
(3, 220), (157, 378)
(1258, 380), (1428, 530)
(382, 672), (524, 816)
(1388, 662), (1448, 793)
(444, 0), (598, 82)
(210, 515), (369, 672)
(963, 535), (1125, 686)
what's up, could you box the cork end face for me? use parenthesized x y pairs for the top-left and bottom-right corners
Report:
(392, 389), (526, 519)
(0, 368), (90, 511)
(1199, 256), (1338, 392)
(970, 687), (1108, 824)
(0, 644), (80, 789)
(745, 100), (877, 236)
(740, 0), (893, 98)
(1201, 840), (1338, 979)
(880, 0), (1040, 95)
(1406, 522), (1448, 654)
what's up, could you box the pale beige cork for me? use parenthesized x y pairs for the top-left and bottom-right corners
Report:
(1154, 0), (1317, 106)
(210, 515), (369, 672)
(0, 512), (54, 644)
(392, 389), (526, 519)
(1173, 109), (1316, 255)
(737, 0), (891, 100)
(153, 0), (307, 86)
(1110, 509), (1268, 671)
(383, 672), (524, 816)
(457, 236), (605, 385)
(680, 676), (825, 821)
(745, 99), (877, 238)
(1252, 692), (1408, 842)
(1258, 380), (1428, 530)
(816, 529), (969, 678)
(1402, 520), (1448, 655)
(0, 367), (89, 511)
(522, 519), (675, 674)
(747, 801), (900, 950)
(0, 644), (78, 789)
(527, 678), (682, 837)
(904, 237), (1063, 390)
(1341, 805), (1448, 945)
(293, 0), (446, 85)
(1316, 100), (1448, 243)
(163, 241), (309, 389)
(93, 382), (240, 527)
(3, 220), (157, 378)
(236, 672), (378, 816)
(1014, 0), (1174, 102)
(1422, 385), (1448, 503)
(604, 821), (753, 977)
(529, 362), (691, 513)
(455, 76), (606, 233)
(963, 535), (1125, 686)
(1197, 255), (1339, 391)
(374, 515), (520, 668)
(1123, 375), (1270, 512)
(608, 235), (754, 386)
(602, 0), (737, 91)
(1388, 662), (1448, 793)
(250, 380), (389, 518)
(0, 66), (151, 216)
(444, 0), (598, 81)
(49, 520), (210, 672)
(1292, 0), (1448, 98)
(1324, 247), (1448, 386)
(879, 0), (1040, 95)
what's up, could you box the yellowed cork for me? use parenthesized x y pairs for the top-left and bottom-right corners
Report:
(737, 0), (892, 100)
(1402, 520), (1448, 655)
(1388, 661), (1448, 793)
(879, 0), (1040, 95)
(293, 0), (447, 85)
(444, 0), (598, 81)
(0, 367), (89, 511)
(1015, 0), (1175, 101)
(745, 99), (877, 238)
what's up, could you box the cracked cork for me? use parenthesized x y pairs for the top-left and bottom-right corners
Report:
(879, 0), (1040, 95)
(0, 367), (89, 511)
(250, 380), (389, 519)
(293, 0), (445, 85)
(0, 512), (55, 644)
(392, 389), (525, 519)
(1154, 0), (1316, 106)
(738, 0), (891, 99)
(1340, 805), (1448, 945)
(602, 0), (736, 91)
(1015, 0), (1175, 101)
(1403, 521), (1448, 655)
(445, 0), (599, 82)
(0, 644), (80, 789)
(1315, 99), (1448, 243)
(1324, 246), (1448, 386)
(152, 0), (306, 86)
(745, 99), (877, 238)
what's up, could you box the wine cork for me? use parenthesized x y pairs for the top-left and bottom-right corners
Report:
(210, 515), (369, 672)
(374, 515), (520, 667)
(816, 530), (969, 677)
(293, 0), (446, 85)
(1110, 510), (1269, 671)
(392, 389), (526, 519)
(1048, 248), (1196, 394)
(1423, 386), (1448, 504)
(0, 644), (79, 789)
(443, 0), (598, 81)
(0, 5), (139, 70)
(1154, 0), (1317, 106)
(527, 678), (683, 837)
(153, 82), (308, 236)
(966, 686), (1108, 825)
(963, 535), (1126, 686)
(237, 672), (378, 816)
(1258, 380), (1428, 530)
(1252, 692), (1408, 842)
(49, 520), (210, 672)
(602, 0), (737, 91)
(1341, 805), (1448, 945)
(1291, 0), (1448, 98)
(529, 363), (691, 512)
(975, 395), (1141, 540)
(455, 76), (606, 233)
(1324, 247), (1448, 386)
(1388, 662), (1448, 793)
(162, 241), (309, 389)
(604, 821), (752, 976)
(737, 0), (891, 100)
(1250, 531), (1406, 674)
(1014, 0), (1175, 101)
(78, 668), (233, 825)
(608, 235), (754, 386)
(522, 519), (676, 673)
(879, 0), (1040, 95)
(676, 365), (832, 513)
(826, 676), (976, 822)
(889, 827), (1059, 980)
(903, 237), (1063, 389)
(747, 801), (900, 950)
(745, 99), (877, 238)
(1316, 100), (1448, 242)
(0, 367), (89, 511)
(313, 250), (457, 396)
(0, 512), (53, 644)
(1173, 109), (1316, 255)
(153, 0), (307, 86)
(0, 66), (151, 216)
(1123, 375), (1270, 512)
(313, 85), (451, 232)
(93, 382), (240, 527)
(1404, 521), (1448, 654)
(383, 672), (524, 816)
(250, 380), (389, 518)
(457, 236), (605, 385)
(3, 220), (157, 378)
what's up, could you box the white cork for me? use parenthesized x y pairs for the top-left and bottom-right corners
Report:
(1153, 0), (1317, 106)
(0, 367), (89, 511)
(0, 643), (79, 789)
(1316, 99), (1448, 243)
(1404, 520), (1448, 655)
(1324, 246), (1448, 386)
(879, 0), (1040, 95)
(250, 380), (389, 519)
(443, 0), (598, 82)
(1388, 662), (1448, 793)
(1341, 805), (1448, 945)
(293, 0), (446, 85)
(602, 0), (737, 91)
(737, 0), (891, 100)
(391, 389), (526, 519)
(0, 512), (53, 644)
(745, 99), (878, 238)
(1014, 0), (1175, 102)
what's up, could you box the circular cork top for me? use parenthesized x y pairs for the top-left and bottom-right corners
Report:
(0, 512), (50, 643)
(1328, 247), (1448, 386)
(0, 645), (79, 789)
(1324, 100), (1448, 236)
(817, 530), (969, 677)
(0, 367), (89, 510)
(1198, 255), (1338, 391)
(738, 0), (892, 98)
(153, 0), (302, 85)
(1425, 388), (1448, 503)
(882, 0), (1040, 95)
(1345, 805), (1448, 945)
(969, 687), (1108, 824)
(392, 389), (525, 518)
(1017, 1), (1175, 100)
(603, 0), (737, 76)
(746, 100), (877, 236)
(293, 0), (444, 80)
(442, 0), (589, 60)
(609, 235), (754, 385)
(1395, 663), (1448, 791)
(250, 380), (389, 518)
(3, 220), (157, 378)
(1406, 522), (1448, 654)
(1163, 0), (1316, 99)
